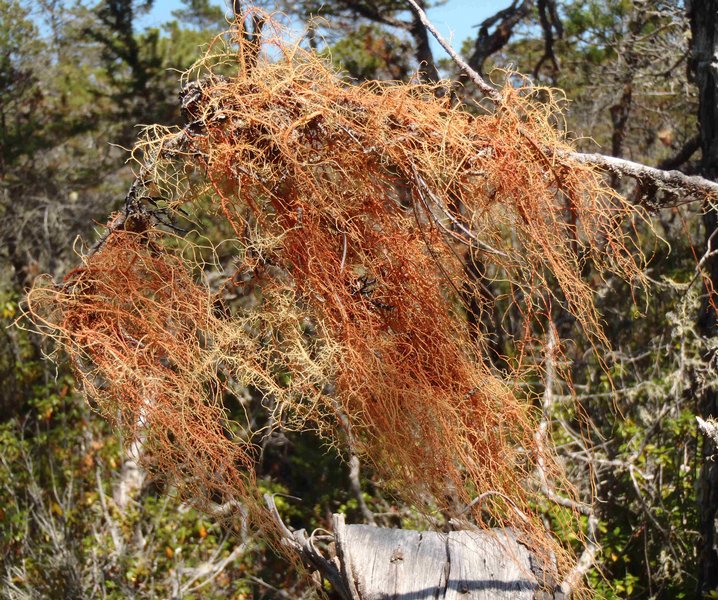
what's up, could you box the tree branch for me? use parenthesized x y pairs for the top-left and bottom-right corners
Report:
(657, 133), (701, 171)
(568, 151), (718, 205)
(536, 327), (600, 598)
(341, 2), (409, 29)
(408, 1), (440, 83)
(533, 0), (562, 79)
(405, 0), (502, 103)
(467, 0), (533, 77)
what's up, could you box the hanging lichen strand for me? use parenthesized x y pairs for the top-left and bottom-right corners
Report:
(27, 21), (647, 588)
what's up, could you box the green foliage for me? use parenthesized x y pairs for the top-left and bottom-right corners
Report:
(171, 0), (226, 31)
(327, 24), (413, 81)
(0, 0), (45, 170)
(562, 0), (631, 43)
(0, 391), (260, 598)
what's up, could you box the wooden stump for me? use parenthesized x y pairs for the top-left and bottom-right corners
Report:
(265, 496), (562, 599)
(334, 515), (558, 600)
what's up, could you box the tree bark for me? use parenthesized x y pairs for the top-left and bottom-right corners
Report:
(688, 0), (718, 596)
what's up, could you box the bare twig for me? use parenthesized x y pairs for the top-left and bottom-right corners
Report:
(559, 514), (600, 597)
(181, 541), (247, 594)
(458, 490), (531, 524)
(348, 455), (376, 525)
(412, 169), (508, 256)
(332, 401), (376, 524)
(245, 575), (296, 599)
(657, 133), (701, 171)
(264, 494), (354, 600)
(535, 327), (600, 597)
(535, 327), (594, 517)
(405, 0), (503, 103)
(95, 467), (124, 556)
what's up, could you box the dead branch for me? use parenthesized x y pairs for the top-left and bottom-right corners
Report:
(405, 0), (503, 103)
(536, 328), (594, 517)
(534, 0), (563, 79)
(264, 494), (354, 600)
(408, 0), (440, 83)
(469, 0), (533, 77)
(536, 327), (599, 597)
(657, 133), (701, 171)
(568, 151), (718, 204)
(267, 492), (561, 599)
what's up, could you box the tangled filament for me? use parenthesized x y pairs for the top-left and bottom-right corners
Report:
(28, 22), (648, 585)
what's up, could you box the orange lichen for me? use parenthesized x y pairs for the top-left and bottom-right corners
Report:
(27, 17), (648, 587)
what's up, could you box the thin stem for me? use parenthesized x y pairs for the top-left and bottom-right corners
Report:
(405, 0), (503, 104)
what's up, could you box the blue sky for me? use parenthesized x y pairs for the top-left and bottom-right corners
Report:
(140, 1), (512, 56)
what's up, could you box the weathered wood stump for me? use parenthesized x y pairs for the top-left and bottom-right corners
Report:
(333, 515), (559, 600)
(267, 496), (562, 600)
